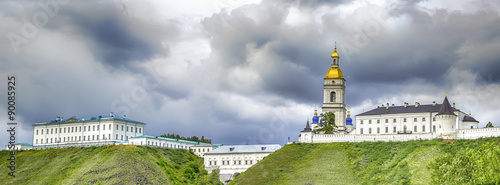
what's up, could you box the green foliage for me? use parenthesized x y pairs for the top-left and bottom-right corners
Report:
(316, 112), (337, 134)
(160, 133), (212, 143)
(0, 145), (222, 185)
(485, 121), (494, 128)
(231, 137), (500, 185)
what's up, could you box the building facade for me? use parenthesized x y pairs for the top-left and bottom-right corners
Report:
(32, 112), (145, 149)
(204, 144), (282, 183)
(299, 46), (500, 143)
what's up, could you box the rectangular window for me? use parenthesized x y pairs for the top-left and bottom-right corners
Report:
(88, 126), (90, 131)
(422, 126), (425, 132)
(47, 129), (49, 134)
(51, 128), (53, 134)
(414, 118), (417, 122)
(79, 136), (81, 141)
(139, 128), (141, 133)
(377, 127), (380, 134)
(36, 130), (38, 135)
(116, 134), (118, 140)
(414, 126), (417, 132)
(422, 117), (426, 122)
(122, 125), (124, 131)
(433, 117), (436, 121)
(36, 139), (38, 144)
(109, 134), (111, 140)
(385, 119), (388, 123)
(209, 161), (212, 165)
(385, 127), (388, 133)
(393, 119), (396, 123)
(109, 124), (111, 130)
(92, 135), (95, 140)
(103, 125), (105, 130)
(71, 127), (73, 132)
(135, 127), (137, 133)
(51, 138), (53, 143)
(393, 127), (396, 133)
(93, 126), (95, 131)
(360, 128), (363, 134)
(59, 128), (61, 133)
(214, 161), (217, 165)
(121, 135), (123, 140)
(83, 136), (86, 141)
(433, 125), (436, 132)
(377, 120), (380, 124)
(403, 118), (407, 122)
(97, 125), (99, 131)
(369, 120), (372, 124)
(84, 126), (86, 132)
(97, 135), (99, 140)
(116, 125), (119, 130)
(79, 126), (81, 132)
(127, 126), (129, 132)
(369, 128), (372, 134)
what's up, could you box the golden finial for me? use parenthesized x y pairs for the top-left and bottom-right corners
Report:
(469, 111), (471, 115)
(314, 104), (318, 116)
(446, 91), (449, 94)
(347, 105), (351, 117)
(331, 42), (339, 58)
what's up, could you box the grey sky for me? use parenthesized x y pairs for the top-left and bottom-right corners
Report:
(1, 0), (500, 146)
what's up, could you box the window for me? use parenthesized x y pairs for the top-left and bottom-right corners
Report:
(109, 134), (111, 140)
(393, 126), (396, 133)
(103, 125), (105, 130)
(139, 128), (141, 133)
(414, 126), (417, 132)
(116, 125), (119, 130)
(360, 120), (363, 124)
(369, 120), (372, 124)
(47, 129), (49, 133)
(71, 127), (74, 132)
(109, 124), (111, 130)
(122, 125), (124, 131)
(135, 127), (137, 133)
(127, 126), (129, 132)
(103, 134), (105, 140)
(93, 126), (95, 131)
(422, 117), (426, 122)
(63, 137), (65, 142)
(377, 127), (380, 134)
(79, 136), (81, 141)
(414, 118), (417, 122)
(36, 139), (38, 144)
(403, 118), (407, 122)
(92, 135), (95, 140)
(97, 135), (99, 140)
(214, 161), (217, 165)
(360, 128), (363, 134)
(51, 128), (53, 134)
(385, 119), (388, 123)
(42, 129), (44, 134)
(369, 128), (372, 134)
(209, 161), (212, 165)
(234, 161), (237, 165)
(84, 126), (86, 132)
(377, 120), (380, 124)
(393, 119), (396, 123)
(422, 126), (425, 132)
(97, 125), (99, 131)
(59, 128), (61, 133)
(36, 130), (38, 135)
(433, 117), (436, 121)
(471, 126), (473, 129)
(433, 125), (436, 132)
(79, 126), (81, 132)
(121, 135), (123, 140)
(51, 138), (53, 143)
(83, 136), (86, 141)
(330, 91), (336, 102)
(385, 127), (388, 133)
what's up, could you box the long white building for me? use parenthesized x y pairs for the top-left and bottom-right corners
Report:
(299, 46), (500, 143)
(32, 112), (145, 149)
(204, 144), (282, 183)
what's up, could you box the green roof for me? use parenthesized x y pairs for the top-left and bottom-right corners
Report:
(15, 143), (32, 146)
(130, 135), (217, 145)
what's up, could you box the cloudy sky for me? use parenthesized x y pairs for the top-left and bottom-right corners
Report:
(1, 0), (500, 146)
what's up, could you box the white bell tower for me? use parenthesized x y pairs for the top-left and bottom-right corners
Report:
(322, 44), (347, 133)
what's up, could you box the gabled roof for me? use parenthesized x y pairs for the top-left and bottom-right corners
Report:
(356, 104), (449, 116)
(436, 96), (456, 116)
(36, 114), (145, 125)
(205, 144), (281, 155)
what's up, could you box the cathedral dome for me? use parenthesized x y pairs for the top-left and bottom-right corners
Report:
(312, 116), (319, 123)
(346, 117), (352, 125)
(325, 67), (344, 79)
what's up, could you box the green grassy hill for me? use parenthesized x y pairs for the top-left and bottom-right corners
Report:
(231, 137), (500, 185)
(0, 145), (222, 185)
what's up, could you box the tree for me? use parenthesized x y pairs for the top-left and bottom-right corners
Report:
(485, 122), (494, 128)
(315, 112), (337, 134)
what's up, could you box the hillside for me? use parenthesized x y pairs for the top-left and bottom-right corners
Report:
(0, 145), (222, 185)
(230, 137), (500, 185)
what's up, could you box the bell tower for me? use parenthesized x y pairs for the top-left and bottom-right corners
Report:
(322, 43), (347, 133)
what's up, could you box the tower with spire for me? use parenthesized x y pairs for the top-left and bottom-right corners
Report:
(435, 96), (458, 137)
(321, 43), (347, 133)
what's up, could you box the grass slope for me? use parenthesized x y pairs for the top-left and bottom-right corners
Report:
(231, 137), (500, 185)
(0, 145), (222, 185)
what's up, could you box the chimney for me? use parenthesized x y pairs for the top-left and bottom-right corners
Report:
(386, 103), (389, 109)
(415, 102), (419, 108)
(110, 112), (114, 117)
(392, 104), (395, 107)
(432, 101), (436, 106)
(404, 102), (408, 108)
(453, 103), (455, 108)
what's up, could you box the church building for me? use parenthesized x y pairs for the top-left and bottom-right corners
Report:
(299, 45), (500, 143)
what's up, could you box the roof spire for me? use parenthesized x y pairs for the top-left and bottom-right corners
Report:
(347, 105), (351, 118)
(314, 104), (318, 116)
(302, 120), (312, 132)
(331, 42), (339, 58)
(436, 96), (456, 116)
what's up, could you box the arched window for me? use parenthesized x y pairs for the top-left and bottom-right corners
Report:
(330, 91), (336, 102)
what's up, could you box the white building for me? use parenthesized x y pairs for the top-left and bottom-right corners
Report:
(204, 144), (282, 183)
(118, 135), (222, 156)
(32, 112), (145, 149)
(5, 143), (32, 150)
(299, 46), (500, 143)
(191, 144), (223, 158)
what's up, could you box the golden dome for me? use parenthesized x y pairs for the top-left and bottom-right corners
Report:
(325, 66), (344, 79)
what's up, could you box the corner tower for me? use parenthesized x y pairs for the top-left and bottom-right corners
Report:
(322, 44), (347, 133)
